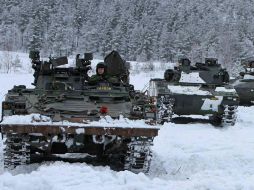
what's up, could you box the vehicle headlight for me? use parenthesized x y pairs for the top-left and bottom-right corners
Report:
(2, 101), (13, 110)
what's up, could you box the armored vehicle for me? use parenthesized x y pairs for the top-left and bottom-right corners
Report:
(0, 50), (158, 174)
(232, 59), (254, 105)
(149, 58), (238, 126)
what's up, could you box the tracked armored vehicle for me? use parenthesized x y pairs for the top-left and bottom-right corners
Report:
(232, 59), (254, 106)
(0, 50), (158, 174)
(149, 58), (238, 126)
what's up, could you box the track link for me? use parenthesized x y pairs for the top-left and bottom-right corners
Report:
(124, 137), (153, 174)
(157, 95), (174, 124)
(4, 134), (30, 169)
(222, 105), (237, 126)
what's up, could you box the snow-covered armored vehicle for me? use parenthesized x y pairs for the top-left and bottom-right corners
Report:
(232, 59), (254, 106)
(0, 50), (158, 173)
(149, 58), (238, 126)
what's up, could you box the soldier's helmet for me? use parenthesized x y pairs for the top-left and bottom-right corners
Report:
(96, 62), (107, 75)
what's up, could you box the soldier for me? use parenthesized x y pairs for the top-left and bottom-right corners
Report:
(29, 50), (41, 86)
(88, 62), (119, 85)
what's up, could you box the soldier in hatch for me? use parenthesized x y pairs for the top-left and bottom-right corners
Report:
(88, 62), (119, 85)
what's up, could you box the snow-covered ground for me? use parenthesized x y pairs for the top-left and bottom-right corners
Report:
(0, 53), (254, 190)
(0, 121), (254, 190)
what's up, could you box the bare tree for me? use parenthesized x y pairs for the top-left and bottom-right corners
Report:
(13, 55), (22, 72)
(2, 51), (14, 73)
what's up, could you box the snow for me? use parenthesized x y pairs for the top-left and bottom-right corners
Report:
(0, 53), (254, 189)
(243, 74), (254, 80)
(75, 128), (85, 134)
(130, 71), (164, 91)
(0, 51), (32, 73)
(215, 87), (236, 93)
(0, 116), (254, 190)
(168, 85), (211, 95)
(172, 114), (209, 119)
(152, 121), (254, 189)
(179, 72), (205, 84)
(0, 73), (34, 115)
(1, 114), (157, 129)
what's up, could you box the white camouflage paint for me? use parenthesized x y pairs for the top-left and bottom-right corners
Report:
(179, 72), (206, 83)
(168, 85), (211, 95)
(215, 87), (236, 93)
(201, 96), (223, 111)
(243, 74), (254, 80)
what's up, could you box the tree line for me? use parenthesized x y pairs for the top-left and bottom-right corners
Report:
(0, 0), (254, 74)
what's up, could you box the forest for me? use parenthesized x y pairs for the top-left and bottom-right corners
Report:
(0, 0), (254, 74)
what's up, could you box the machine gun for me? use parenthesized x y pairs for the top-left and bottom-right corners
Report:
(29, 50), (69, 85)
(75, 53), (93, 83)
(76, 53), (93, 68)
